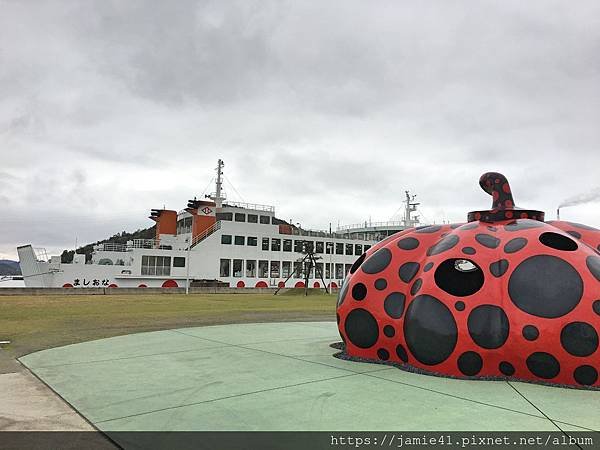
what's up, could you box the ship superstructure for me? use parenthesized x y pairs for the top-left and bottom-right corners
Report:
(18, 160), (380, 289)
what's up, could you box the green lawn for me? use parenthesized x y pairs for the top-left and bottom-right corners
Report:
(0, 291), (337, 358)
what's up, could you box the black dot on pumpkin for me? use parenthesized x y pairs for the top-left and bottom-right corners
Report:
(508, 255), (583, 318)
(526, 352), (560, 379)
(499, 361), (515, 376)
(560, 322), (598, 357)
(396, 344), (408, 362)
(344, 308), (379, 349)
(504, 237), (527, 254)
(384, 292), (406, 319)
(490, 259), (509, 278)
(374, 278), (387, 290)
(377, 348), (390, 360)
(566, 230), (582, 239)
(457, 351), (483, 376)
(574, 365), (598, 386)
(352, 283), (368, 301)
(462, 247), (476, 255)
(455, 301), (465, 311)
(587, 256), (600, 282)
(350, 253), (366, 274)
(450, 223), (463, 229)
(460, 223), (479, 230)
(467, 305), (509, 349)
(427, 235), (459, 256)
(404, 294), (458, 366)
(434, 258), (484, 297)
(337, 278), (350, 307)
(399, 262), (420, 283)
(504, 220), (544, 232)
(423, 262), (434, 272)
(416, 225), (442, 233)
(383, 325), (395, 337)
(475, 233), (501, 249)
(539, 232), (578, 251)
(361, 248), (392, 274)
(397, 237), (420, 250)
(522, 325), (539, 341)
(410, 278), (422, 295)
(593, 300), (600, 316)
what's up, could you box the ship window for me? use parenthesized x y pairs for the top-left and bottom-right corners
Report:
(335, 243), (344, 255)
(248, 214), (258, 223)
(233, 259), (243, 277)
(335, 263), (344, 279)
(247, 236), (258, 246)
(355, 244), (363, 255)
(304, 262), (314, 279)
(262, 238), (269, 251)
(235, 213), (246, 222)
(294, 240), (303, 252)
(345, 264), (352, 275)
(282, 261), (291, 277)
(364, 245), (371, 252)
(246, 260), (256, 277)
(173, 257), (186, 268)
(270, 261), (280, 278)
(260, 215), (270, 224)
(220, 259), (230, 277)
(216, 212), (233, 221)
(271, 238), (281, 251)
(325, 242), (334, 254)
(283, 239), (292, 252)
(345, 244), (353, 255)
(303, 241), (314, 253)
(258, 260), (269, 278)
(315, 262), (324, 278)
(142, 255), (171, 276)
(325, 263), (331, 279)
(294, 261), (303, 278)
(234, 235), (245, 245)
(315, 242), (324, 253)
(177, 217), (193, 235)
(221, 235), (232, 245)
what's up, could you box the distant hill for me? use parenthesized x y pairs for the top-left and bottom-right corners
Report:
(0, 260), (21, 276)
(61, 226), (156, 263)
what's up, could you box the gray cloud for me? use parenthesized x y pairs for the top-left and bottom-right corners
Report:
(1, 0), (599, 258)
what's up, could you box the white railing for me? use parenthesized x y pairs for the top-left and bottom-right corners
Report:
(337, 221), (409, 231)
(190, 221), (222, 248)
(224, 201), (275, 213)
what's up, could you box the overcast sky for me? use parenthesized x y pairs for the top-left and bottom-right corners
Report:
(1, 0), (599, 260)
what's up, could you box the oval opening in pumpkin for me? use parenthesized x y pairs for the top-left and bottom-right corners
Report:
(434, 258), (484, 297)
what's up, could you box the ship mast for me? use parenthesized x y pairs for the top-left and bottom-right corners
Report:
(403, 191), (420, 228)
(208, 159), (226, 208)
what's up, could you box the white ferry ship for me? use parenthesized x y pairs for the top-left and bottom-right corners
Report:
(17, 160), (423, 290)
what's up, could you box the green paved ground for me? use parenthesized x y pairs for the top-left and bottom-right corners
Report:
(20, 322), (600, 433)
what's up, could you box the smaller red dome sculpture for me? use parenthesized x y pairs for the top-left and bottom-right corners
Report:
(336, 172), (600, 389)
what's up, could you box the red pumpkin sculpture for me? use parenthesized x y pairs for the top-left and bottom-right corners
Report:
(336, 172), (600, 388)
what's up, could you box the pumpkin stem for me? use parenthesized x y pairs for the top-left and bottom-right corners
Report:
(479, 172), (515, 210)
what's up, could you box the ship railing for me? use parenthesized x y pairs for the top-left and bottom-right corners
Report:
(129, 239), (161, 249)
(97, 242), (128, 252)
(290, 228), (368, 241)
(336, 220), (408, 232)
(190, 221), (222, 248)
(223, 201), (275, 213)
